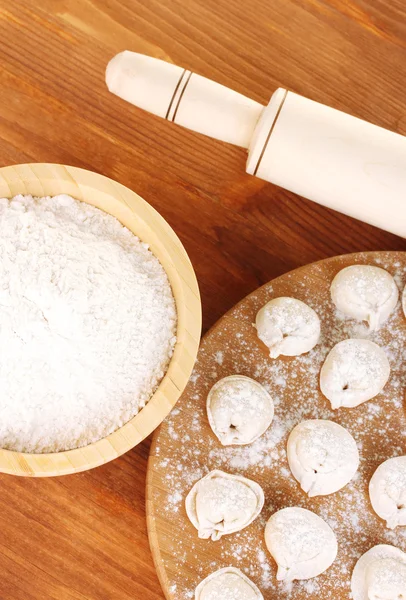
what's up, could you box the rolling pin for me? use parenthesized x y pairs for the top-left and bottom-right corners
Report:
(106, 51), (406, 237)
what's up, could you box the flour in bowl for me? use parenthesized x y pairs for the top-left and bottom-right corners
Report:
(0, 194), (177, 453)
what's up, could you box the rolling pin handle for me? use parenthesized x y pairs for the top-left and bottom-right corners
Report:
(106, 51), (264, 148)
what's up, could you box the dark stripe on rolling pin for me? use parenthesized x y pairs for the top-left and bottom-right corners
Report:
(165, 69), (187, 120)
(253, 89), (288, 176)
(172, 71), (193, 123)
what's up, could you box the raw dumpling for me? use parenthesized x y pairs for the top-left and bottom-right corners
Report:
(351, 544), (406, 600)
(207, 375), (274, 446)
(320, 339), (390, 409)
(186, 470), (264, 541)
(264, 507), (337, 581)
(195, 567), (263, 600)
(255, 297), (320, 358)
(369, 456), (406, 529)
(287, 419), (359, 497)
(403, 285), (406, 318)
(330, 265), (398, 331)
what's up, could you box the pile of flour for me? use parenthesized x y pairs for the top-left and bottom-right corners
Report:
(0, 194), (177, 453)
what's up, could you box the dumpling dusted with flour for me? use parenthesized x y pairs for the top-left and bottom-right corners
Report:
(369, 456), (406, 529)
(195, 567), (263, 600)
(403, 285), (406, 318)
(264, 507), (337, 581)
(351, 544), (406, 600)
(320, 339), (390, 409)
(255, 297), (320, 358)
(330, 265), (398, 331)
(186, 470), (264, 541)
(207, 375), (274, 446)
(287, 420), (359, 497)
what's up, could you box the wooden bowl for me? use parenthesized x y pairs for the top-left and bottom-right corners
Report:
(0, 163), (201, 476)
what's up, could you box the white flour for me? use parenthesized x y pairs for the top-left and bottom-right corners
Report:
(0, 194), (176, 453)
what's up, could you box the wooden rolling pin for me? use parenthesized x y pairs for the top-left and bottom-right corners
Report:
(106, 51), (406, 237)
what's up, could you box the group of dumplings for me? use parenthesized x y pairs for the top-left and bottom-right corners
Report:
(191, 264), (406, 599)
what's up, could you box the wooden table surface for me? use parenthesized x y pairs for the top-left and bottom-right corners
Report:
(0, 1), (405, 598)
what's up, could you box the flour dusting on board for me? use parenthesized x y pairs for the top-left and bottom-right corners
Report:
(150, 253), (406, 600)
(0, 194), (176, 453)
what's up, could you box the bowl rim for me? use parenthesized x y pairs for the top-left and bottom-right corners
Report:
(0, 163), (201, 476)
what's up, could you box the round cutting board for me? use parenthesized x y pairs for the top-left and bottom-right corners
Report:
(147, 251), (406, 600)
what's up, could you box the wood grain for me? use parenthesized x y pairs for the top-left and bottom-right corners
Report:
(0, 0), (405, 597)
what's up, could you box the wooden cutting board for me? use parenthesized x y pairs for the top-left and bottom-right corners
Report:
(147, 251), (406, 600)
